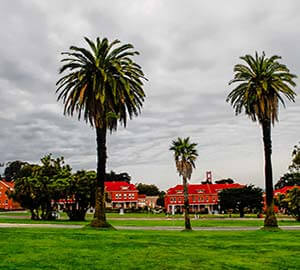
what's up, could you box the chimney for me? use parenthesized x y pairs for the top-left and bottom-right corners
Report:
(206, 171), (212, 183)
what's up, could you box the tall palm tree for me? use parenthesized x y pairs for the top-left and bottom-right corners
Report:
(56, 37), (147, 227)
(170, 137), (198, 230)
(226, 52), (297, 227)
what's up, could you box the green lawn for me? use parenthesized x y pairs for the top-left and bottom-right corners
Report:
(0, 228), (299, 269)
(0, 217), (298, 227)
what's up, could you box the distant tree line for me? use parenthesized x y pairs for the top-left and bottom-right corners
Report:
(219, 185), (263, 217)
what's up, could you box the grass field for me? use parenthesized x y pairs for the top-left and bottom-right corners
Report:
(0, 217), (298, 227)
(0, 228), (299, 269)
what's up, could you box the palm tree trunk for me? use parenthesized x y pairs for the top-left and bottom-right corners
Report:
(262, 119), (278, 227)
(183, 176), (192, 230)
(91, 126), (111, 227)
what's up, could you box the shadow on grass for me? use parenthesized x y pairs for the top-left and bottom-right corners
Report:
(260, 227), (282, 232)
(82, 224), (117, 231)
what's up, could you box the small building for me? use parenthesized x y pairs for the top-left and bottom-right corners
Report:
(0, 180), (22, 210)
(137, 194), (159, 209)
(165, 183), (243, 214)
(105, 181), (139, 209)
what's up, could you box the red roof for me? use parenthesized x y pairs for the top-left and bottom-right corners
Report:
(105, 181), (137, 192)
(166, 183), (243, 195)
(274, 186), (300, 195)
(0, 180), (15, 189)
(138, 194), (146, 199)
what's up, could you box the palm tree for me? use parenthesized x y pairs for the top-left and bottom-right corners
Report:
(226, 52), (297, 227)
(170, 137), (198, 230)
(56, 37), (147, 227)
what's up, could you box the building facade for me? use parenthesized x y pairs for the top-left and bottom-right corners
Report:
(165, 183), (243, 214)
(0, 180), (22, 210)
(105, 181), (139, 209)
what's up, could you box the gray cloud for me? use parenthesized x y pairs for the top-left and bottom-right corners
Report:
(1, 0), (300, 190)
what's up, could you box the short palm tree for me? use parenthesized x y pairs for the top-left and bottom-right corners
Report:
(170, 137), (198, 230)
(56, 37), (147, 227)
(227, 52), (297, 227)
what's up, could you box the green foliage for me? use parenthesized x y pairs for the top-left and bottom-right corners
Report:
(289, 142), (300, 173)
(4, 160), (28, 181)
(169, 137), (198, 180)
(9, 154), (72, 220)
(136, 183), (160, 196)
(219, 185), (263, 217)
(63, 170), (96, 221)
(275, 172), (300, 189)
(215, 178), (234, 184)
(106, 170), (131, 183)
(227, 52), (297, 124)
(156, 191), (166, 207)
(279, 187), (300, 221)
(56, 36), (147, 130)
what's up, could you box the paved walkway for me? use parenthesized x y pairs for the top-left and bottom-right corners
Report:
(1, 223), (300, 231)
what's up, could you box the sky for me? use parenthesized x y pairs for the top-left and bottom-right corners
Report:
(0, 0), (300, 190)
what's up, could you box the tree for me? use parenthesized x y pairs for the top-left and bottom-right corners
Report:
(226, 52), (297, 227)
(275, 173), (300, 189)
(215, 178), (234, 184)
(8, 154), (72, 220)
(4, 160), (27, 181)
(136, 183), (160, 196)
(156, 191), (165, 208)
(219, 185), (263, 217)
(289, 142), (300, 173)
(106, 170), (131, 183)
(170, 137), (198, 230)
(56, 37), (147, 227)
(280, 187), (300, 221)
(63, 170), (96, 221)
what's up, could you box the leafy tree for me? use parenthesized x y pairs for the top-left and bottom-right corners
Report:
(4, 160), (27, 181)
(63, 170), (96, 221)
(275, 172), (300, 189)
(56, 37), (146, 228)
(227, 52), (297, 227)
(8, 164), (41, 219)
(289, 142), (300, 173)
(280, 187), (300, 221)
(106, 170), (131, 183)
(136, 183), (160, 196)
(219, 185), (263, 217)
(156, 191), (165, 207)
(170, 137), (198, 230)
(9, 154), (72, 220)
(215, 178), (234, 184)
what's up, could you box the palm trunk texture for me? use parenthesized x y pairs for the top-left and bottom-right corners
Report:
(262, 119), (278, 227)
(90, 126), (111, 227)
(183, 177), (192, 230)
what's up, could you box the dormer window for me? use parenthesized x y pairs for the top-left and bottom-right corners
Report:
(176, 190), (183, 194)
(121, 186), (129, 190)
(197, 189), (204, 193)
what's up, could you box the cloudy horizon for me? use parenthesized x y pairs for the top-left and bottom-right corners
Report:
(1, 0), (299, 191)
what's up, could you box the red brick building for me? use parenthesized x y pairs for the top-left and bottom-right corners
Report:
(105, 181), (139, 209)
(0, 180), (22, 210)
(165, 183), (243, 214)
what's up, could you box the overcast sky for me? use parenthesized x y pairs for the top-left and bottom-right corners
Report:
(1, 0), (299, 190)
